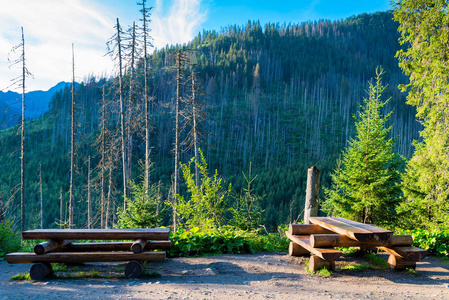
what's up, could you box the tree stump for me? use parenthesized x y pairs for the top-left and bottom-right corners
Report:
(388, 254), (416, 270)
(289, 242), (309, 256)
(125, 260), (144, 278)
(304, 166), (320, 224)
(309, 255), (335, 271)
(29, 262), (52, 280)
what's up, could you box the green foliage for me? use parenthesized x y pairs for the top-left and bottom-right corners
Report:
(169, 227), (288, 257)
(323, 68), (403, 225)
(393, 0), (449, 230)
(305, 265), (333, 276)
(0, 221), (21, 256)
(341, 263), (375, 271)
(10, 273), (31, 280)
(406, 229), (449, 257)
(230, 163), (264, 231)
(363, 253), (389, 269)
(116, 180), (161, 228)
(174, 151), (230, 231)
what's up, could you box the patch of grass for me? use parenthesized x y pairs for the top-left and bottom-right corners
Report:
(142, 271), (162, 278)
(305, 266), (333, 276)
(336, 247), (358, 256)
(341, 263), (376, 271)
(54, 270), (101, 279)
(10, 273), (31, 280)
(364, 253), (389, 269)
(405, 267), (418, 275)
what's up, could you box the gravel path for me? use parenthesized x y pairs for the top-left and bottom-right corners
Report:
(1, 252), (449, 299)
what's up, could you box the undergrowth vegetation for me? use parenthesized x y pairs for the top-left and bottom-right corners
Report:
(169, 226), (288, 257)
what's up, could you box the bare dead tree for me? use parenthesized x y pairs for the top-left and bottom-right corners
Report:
(87, 156), (92, 229)
(7, 27), (33, 231)
(39, 164), (43, 228)
(59, 187), (63, 229)
(183, 56), (208, 187)
(138, 0), (153, 192)
(69, 43), (76, 229)
(107, 18), (128, 205)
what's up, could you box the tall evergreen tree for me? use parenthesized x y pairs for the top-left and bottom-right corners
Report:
(393, 0), (449, 230)
(322, 68), (403, 225)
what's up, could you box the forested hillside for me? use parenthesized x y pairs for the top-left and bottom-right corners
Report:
(0, 11), (419, 230)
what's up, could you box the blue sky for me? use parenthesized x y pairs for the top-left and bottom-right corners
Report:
(0, 0), (391, 92)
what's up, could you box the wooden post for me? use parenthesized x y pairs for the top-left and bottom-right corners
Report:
(30, 262), (52, 280)
(289, 242), (309, 256)
(125, 260), (144, 278)
(309, 255), (335, 271)
(388, 254), (416, 270)
(304, 166), (320, 224)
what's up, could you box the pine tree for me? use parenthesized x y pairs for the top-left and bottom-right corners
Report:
(393, 0), (449, 230)
(322, 68), (403, 225)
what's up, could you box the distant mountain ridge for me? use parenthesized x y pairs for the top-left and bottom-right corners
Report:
(0, 81), (75, 129)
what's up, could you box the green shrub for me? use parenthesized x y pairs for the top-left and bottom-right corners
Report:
(0, 221), (21, 257)
(409, 229), (449, 257)
(169, 227), (288, 257)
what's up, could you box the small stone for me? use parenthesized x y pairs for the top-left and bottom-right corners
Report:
(43, 282), (50, 285)
(243, 281), (249, 285)
(23, 282), (31, 285)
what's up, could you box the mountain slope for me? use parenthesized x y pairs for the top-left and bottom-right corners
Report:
(0, 11), (418, 230)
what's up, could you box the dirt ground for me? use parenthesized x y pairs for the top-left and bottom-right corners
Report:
(1, 252), (449, 299)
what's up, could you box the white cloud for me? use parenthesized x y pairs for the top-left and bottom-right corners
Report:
(152, 0), (207, 50)
(0, 0), (207, 92)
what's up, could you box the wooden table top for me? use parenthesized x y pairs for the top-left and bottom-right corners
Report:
(308, 217), (393, 242)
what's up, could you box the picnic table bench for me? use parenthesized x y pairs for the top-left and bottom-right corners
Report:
(6, 228), (170, 280)
(286, 217), (427, 271)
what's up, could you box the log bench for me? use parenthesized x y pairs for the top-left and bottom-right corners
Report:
(6, 228), (170, 280)
(286, 217), (427, 271)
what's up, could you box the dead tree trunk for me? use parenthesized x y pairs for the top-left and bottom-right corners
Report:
(20, 28), (26, 231)
(0, 192), (5, 223)
(173, 50), (183, 232)
(59, 187), (63, 229)
(115, 18), (127, 207)
(304, 166), (320, 224)
(39, 164), (43, 229)
(191, 70), (200, 187)
(100, 86), (106, 229)
(69, 43), (75, 229)
(87, 156), (92, 229)
(140, 0), (151, 193)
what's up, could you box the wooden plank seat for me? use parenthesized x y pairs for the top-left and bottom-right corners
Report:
(378, 246), (427, 262)
(60, 241), (171, 252)
(310, 234), (413, 248)
(6, 228), (171, 280)
(22, 228), (170, 241)
(6, 251), (166, 264)
(285, 232), (342, 261)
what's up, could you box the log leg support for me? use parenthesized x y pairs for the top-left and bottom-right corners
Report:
(125, 260), (144, 278)
(388, 254), (416, 270)
(30, 262), (52, 280)
(131, 239), (147, 254)
(289, 242), (309, 257)
(309, 255), (335, 271)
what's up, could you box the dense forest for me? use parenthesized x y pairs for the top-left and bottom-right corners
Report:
(0, 11), (421, 231)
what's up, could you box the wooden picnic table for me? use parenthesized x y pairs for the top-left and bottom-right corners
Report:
(286, 217), (427, 271)
(6, 228), (171, 280)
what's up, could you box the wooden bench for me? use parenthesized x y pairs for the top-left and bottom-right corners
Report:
(286, 217), (427, 271)
(6, 228), (170, 280)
